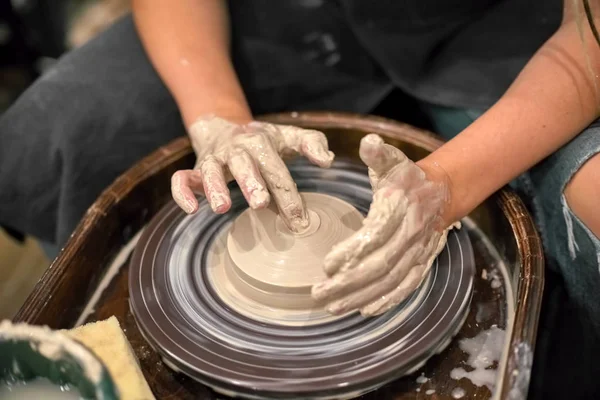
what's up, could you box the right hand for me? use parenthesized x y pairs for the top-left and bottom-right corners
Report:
(171, 116), (335, 232)
(312, 134), (457, 316)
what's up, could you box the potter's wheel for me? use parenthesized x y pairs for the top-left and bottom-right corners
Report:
(129, 159), (475, 399)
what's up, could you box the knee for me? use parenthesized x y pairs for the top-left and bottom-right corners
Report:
(564, 153), (600, 238)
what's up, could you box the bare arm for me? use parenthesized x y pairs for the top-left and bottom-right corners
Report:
(418, 1), (600, 224)
(132, 0), (252, 126)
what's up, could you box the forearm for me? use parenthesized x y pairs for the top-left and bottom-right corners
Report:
(132, 0), (251, 127)
(419, 10), (600, 223)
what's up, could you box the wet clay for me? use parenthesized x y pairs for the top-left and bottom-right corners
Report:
(207, 192), (364, 325)
(227, 192), (363, 289)
(450, 325), (506, 393)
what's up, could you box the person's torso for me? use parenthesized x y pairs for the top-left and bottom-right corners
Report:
(228, 0), (562, 108)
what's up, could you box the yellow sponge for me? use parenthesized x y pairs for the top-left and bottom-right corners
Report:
(65, 316), (155, 400)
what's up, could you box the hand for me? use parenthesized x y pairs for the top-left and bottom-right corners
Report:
(171, 116), (335, 232)
(311, 134), (459, 316)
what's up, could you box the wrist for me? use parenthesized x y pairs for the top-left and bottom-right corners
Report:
(182, 101), (253, 129)
(187, 112), (251, 130)
(416, 157), (463, 228)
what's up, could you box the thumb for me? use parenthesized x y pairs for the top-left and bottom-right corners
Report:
(360, 134), (408, 187)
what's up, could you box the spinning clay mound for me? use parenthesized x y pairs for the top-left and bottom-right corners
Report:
(227, 192), (364, 289)
(216, 192), (363, 320)
(128, 159), (475, 399)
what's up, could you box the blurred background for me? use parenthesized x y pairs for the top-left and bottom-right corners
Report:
(0, 0), (129, 112)
(0, 0), (129, 319)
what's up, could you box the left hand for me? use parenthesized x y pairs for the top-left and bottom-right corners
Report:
(171, 116), (334, 232)
(311, 134), (459, 317)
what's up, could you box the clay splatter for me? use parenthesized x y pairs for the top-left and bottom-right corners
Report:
(450, 325), (506, 392)
(416, 373), (429, 384)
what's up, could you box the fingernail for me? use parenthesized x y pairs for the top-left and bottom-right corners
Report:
(250, 189), (270, 209)
(311, 145), (332, 161)
(294, 216), (310, 230)
(362, 303), (384, 317)
(172, 185), (195, 214)
(359, 308), (373, 317)
(311, 283), (324, 298)
(210, 194), (227, 213)
(323, 252), (337, 268)
(320, 150), (335, 166)
(326, 301), (345, 315)
(183, 199), (196, 214)
(363, 134), (383, 145)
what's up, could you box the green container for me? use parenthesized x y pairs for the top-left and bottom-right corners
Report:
(0, 321), (119, 399)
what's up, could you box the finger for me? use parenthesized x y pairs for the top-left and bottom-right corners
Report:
(314, 244), (420, 312)
(313, 221), (420, 303)
(279, 126), (335, 168)
(316, 199), (444, 304)
(253, 122), (335, 167)
(321, 245), (420, 315)
(361, 230), (449, 316)
(200, 155), (231, 214)
(227, 148), (270, 209)
(300, 129), (335, 167)
(240, 134), (309, 232)
(323, 189), (406, 275)
(189, 169), (205, 195)
(312, 255), (390, 305)
(360, 134), (408, 180)
(171, 170), (202, 214)
(360, 266), (424, 316)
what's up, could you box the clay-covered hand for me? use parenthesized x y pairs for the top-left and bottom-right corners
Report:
(311, 134), (459, 316)
(171, 116), (335, 232)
